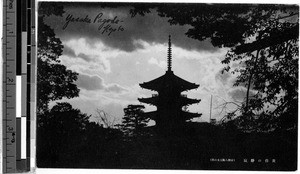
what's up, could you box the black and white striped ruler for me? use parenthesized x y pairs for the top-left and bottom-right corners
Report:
(2, 0), (36, 173)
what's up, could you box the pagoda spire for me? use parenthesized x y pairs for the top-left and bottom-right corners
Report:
(138, 34), (202, 132)
(167, 35), (172, 71)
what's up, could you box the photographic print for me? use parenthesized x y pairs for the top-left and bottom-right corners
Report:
(37, 2), (298, 171)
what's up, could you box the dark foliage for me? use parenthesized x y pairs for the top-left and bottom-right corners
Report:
(37, 3), (79, 114)
(37, 102), (90, 166)
(37, 103), (123, 168)
(118, 105), (150, 139)
(220, 10), (298, 132)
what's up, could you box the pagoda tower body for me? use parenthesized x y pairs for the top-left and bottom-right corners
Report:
(138, 35), (202, 131)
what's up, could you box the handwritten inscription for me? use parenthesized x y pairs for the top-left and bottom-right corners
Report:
(63, 12), (124, 36)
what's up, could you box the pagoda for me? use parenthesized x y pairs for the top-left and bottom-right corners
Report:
(138, 35), (202, 131)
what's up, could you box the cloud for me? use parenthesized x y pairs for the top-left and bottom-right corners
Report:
(57, 37), (232, 122)
(148, 57), (167, 69)
(76, 74), (105, 90)
(63, 45), (93, 62)
(76, 74), (128, 94)
(44, 3), (218, 52)
(105, 84), (128, 93)
(228, 87), (256, 101)
(62, 45), (77, 57)
(77, 53), (92, 62)
(61, 38), (126, 74)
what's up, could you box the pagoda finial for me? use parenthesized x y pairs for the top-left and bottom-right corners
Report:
(167, 35), (172, 71)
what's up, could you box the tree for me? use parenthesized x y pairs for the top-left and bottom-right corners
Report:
(220, 9), (298, 132)
(37, 3), (82, 166)
(36, 3), (126, 167)
(37, 102), (90, 166)
(119, 105), (149, 138)
(131, 4), (298, 132)
(37, 3), (79, 114)
(223, 37), (298, 131)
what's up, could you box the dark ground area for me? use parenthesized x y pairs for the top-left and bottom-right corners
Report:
(37, 122), (297, 171)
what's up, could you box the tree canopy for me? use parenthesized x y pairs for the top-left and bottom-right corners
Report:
(119, 105), (149, 138)
(37, 3), (79, 114)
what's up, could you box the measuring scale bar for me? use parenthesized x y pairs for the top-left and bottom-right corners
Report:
(3, 0), (17, 172)
(3, 0), (34, 172)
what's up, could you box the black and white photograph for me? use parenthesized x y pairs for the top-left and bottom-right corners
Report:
(37, 2), (298, 171)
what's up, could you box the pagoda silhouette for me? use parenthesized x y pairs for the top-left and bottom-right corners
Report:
(138, 35), (202, 132)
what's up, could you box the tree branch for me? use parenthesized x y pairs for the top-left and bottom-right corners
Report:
(233, 24), (299, 54)
(245, 49), (260, 113)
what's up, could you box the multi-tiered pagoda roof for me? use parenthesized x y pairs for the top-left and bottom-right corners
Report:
(138, 35), (202, 131)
